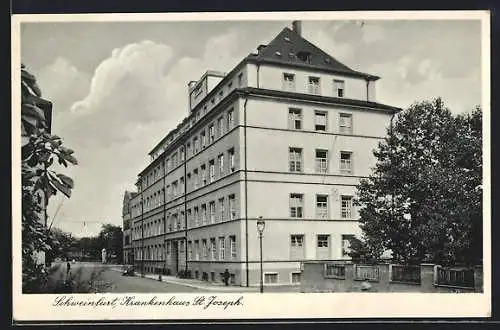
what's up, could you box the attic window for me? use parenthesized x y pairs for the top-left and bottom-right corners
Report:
(284, 37), (291, 42)
(297, 51), (312, 63)
(325, 58), (331, 63)
(275, 51), (282, 56)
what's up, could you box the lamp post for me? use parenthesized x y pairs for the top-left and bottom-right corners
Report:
(256, 217), (265, 293)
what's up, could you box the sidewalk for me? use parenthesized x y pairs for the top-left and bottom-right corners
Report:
(110, 267), (259, 292)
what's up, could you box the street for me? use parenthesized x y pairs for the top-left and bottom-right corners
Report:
(52, 262), (201, 293)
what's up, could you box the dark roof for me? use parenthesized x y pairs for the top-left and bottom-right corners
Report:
(248, 27), (379, 81)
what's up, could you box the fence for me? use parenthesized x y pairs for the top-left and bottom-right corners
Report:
(436, 267), (475, 289)
(324, 264), (346, 279)
(301, 262), (483, 293)
(391, 264), (421, 284)
(354, 265), (379, 281)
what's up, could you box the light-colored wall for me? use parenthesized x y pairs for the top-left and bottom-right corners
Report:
(245, 98), (391, 138)
(247, 63), (375, 102)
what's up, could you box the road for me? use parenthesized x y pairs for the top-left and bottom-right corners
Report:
(52, 262), (201, 293)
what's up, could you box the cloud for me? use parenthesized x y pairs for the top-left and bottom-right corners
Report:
(44, 30), (253, 235)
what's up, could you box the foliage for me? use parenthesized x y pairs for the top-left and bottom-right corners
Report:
(98, 224), (124, 263)
(355, 98), (482, 266)
(346, 236), (379, 264)
(21, 64), (77, 292)
(25, 263), (113, 293)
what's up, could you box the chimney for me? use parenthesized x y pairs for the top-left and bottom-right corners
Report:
(292, 20), (302, 36)
(188, 80), (197, 92)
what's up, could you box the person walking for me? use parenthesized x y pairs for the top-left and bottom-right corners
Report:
(66, 261), (71, 276)
(223, 269), (230, 286)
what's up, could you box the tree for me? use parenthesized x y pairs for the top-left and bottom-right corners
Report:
(21, 64), (78, 292)
(355, 98), (482, 266)
(98, 224), (123, 263)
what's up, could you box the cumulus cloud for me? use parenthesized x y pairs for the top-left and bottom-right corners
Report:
(43, 30), (254, 235)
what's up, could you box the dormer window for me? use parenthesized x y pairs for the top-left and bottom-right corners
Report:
(297, 51), (312, 63)
(275, 51), (282, 56)
(284, 37), (291, 42)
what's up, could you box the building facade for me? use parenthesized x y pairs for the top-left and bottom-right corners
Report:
(123, 22), (400, 286)
(122, 191), (136, 265)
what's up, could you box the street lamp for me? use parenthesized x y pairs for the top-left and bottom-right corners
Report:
(256, 217), (265, 293)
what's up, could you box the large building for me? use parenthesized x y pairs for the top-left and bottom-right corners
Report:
(122, 22), (400, 286)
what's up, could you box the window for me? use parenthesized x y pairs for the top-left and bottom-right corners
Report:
(339, 113), (353, 134)
(218, 116), (224, 136)
(180, 177), (184, 195)
(291, 234), (304, 247)
(219, 90), (224, 100)
(342, 234), (355, 257)
(186, 142), (191, 158)
(219, 237), (225, 260)
(340, 152), (352, 174)
(290, 194), (303, 218)
(283, 73), (295, 91)
(229, 148), (235, 172)
(201, 131), (207, 148)
(180, 147), (185, 162)
(209, 201), (216, 224)
(315, 149), (328, 173)
(317, 235), (329, 248)
(291, 272), (301, 284)
(202, 239), (208, 259)
(187, 209), (192, 228)
(315, 111), (327, 131)
(334, 80), (345, 98)
(193, 169), (199, 189)
(208, 125), (215, 143)
(297, 51), (312, 63)
(187, 173), (191, 191)
(201, 204), (207, 225)
(308, 76), (320, 94)
(229, 195), (236, 220)
(172, 181), (178, 197)
(341, 196), (353, 219)
(193, 207), (199, 227)
(227, 108), (234, 129)
(209, 160), (215, 182)
(230, 236), (237, 259)
(199, 164), (206, 186)
(288, 108), (302, 130)
(188, 241), (192, 260)
(289, 147), (302, 172)
(194, 240), (199, 260)
(216, 155), (224, 176)
(264, 273), (278, 284)
(218, 198), (225, 222)
(193, 137), (199, 154)
(237, 73), (243, 87)
(316, 195), (328, 218)
(210, 238), (217, 260)
(179, 240), (185, 253)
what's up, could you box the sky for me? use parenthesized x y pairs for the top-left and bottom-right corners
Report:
(19, 18), (483, 237)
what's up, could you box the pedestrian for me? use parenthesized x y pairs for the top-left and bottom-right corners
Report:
(66, 261), (71, 275)
(223, 269), (230, 286)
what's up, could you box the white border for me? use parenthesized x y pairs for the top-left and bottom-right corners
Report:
(12, 10), (491, 321)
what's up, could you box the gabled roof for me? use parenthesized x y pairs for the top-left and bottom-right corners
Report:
(248, 27), (379, 81)
(123, 191), (137, 204)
